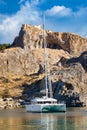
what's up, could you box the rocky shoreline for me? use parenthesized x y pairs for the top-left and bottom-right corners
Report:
(0, 96), (87, 110)
(0, 98), (25, 109)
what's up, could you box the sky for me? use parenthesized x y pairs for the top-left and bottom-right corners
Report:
(0, 0), (87, 44)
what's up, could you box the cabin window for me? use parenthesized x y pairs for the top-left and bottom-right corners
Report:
(44, 101), (52, 104)
(34, 101), (57, 104)
(37, 102), (43, 104)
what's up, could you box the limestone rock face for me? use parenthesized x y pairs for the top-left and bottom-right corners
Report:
(46, 32), (87, 56)
(0, 48), (70, 77)
(12, 24), (87, 56)
(12, 24), (43, 49)
(0, 24), (87, 107)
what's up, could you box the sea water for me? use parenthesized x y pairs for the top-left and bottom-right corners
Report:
(0, 107), (87, 130)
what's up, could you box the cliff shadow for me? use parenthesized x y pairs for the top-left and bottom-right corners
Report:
(21, 77), (84, 107)
(52, 79), (84, 107)
(59, 51), (87, 72)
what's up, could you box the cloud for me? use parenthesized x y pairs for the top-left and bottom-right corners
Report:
(0, 2), (87, 44)
(75, 7), (87, 17)
(0, 1), (41, 43)
(46, 6), (72, 17)
(30, 0), (40, 5)
(46, 5), (87, 20)
(0, 0), (6, 5)
(30, 0), (45, 5)
(18, 0), (25, 4)
(45, 6), (87, 38)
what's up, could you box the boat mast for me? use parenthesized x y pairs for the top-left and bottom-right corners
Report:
(42, 13), (48, 98)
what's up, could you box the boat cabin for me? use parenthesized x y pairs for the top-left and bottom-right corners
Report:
(31, 96), (57, 104)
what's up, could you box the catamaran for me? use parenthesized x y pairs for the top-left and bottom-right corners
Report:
(25, 15), (66, 112)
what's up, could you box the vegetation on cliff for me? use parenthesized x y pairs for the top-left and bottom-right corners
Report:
(0, 43), (10, 51)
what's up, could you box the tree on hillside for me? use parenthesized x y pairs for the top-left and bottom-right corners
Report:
(0, 43), (10, 51)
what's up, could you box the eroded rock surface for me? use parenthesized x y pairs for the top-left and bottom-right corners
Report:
(0, 24), (87, 107)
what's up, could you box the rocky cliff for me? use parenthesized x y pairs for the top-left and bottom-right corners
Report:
(0, 24), (87, 107)
(13, 24), (87, 56)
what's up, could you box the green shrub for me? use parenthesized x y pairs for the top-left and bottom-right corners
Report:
(0, 43), (10, 51)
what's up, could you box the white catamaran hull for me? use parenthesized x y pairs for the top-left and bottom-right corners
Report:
(26, 103), (66, 112)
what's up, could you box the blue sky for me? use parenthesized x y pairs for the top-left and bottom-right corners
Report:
(0, 0), (87, 43)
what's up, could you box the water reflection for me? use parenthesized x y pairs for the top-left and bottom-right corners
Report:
(39, 113), (67, 130)
(40, 114), (55, 130)
(0, 108), (87, 130)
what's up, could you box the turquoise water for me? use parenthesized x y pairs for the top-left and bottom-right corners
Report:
(0, 108), (87, 130)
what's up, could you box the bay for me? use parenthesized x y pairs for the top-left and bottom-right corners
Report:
(0, 107), (87, 130)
